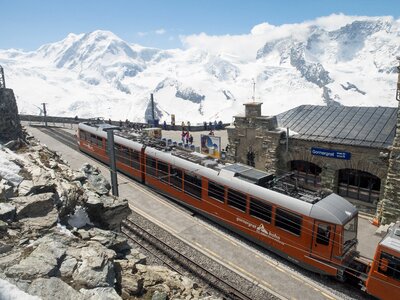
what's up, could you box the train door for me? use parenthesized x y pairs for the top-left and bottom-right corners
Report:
(311, 222), (333, 260)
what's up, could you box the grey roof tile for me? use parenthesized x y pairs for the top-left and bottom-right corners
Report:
(277, 105), (398, 148)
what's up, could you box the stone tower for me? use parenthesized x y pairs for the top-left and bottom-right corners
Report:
(378, 58), (400, 224)
(0, 66), (23, 143)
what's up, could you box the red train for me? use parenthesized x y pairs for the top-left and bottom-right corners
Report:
(77, 122), (400, 300)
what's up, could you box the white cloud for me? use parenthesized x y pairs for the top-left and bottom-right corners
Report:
(137, 31), (148, 37)
(179, 14), (395, 60)
(155, 28), (166, 35)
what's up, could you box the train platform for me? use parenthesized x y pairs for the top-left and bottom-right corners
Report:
(26, 124), (382, 300)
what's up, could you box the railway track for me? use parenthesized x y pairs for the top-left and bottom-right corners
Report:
(121, 212), (277, 300)
(33, 125), (79, 150)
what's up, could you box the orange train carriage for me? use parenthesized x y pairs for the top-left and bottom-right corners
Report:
(77, 122), (400, 299)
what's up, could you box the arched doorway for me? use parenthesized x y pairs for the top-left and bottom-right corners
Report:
(290, 160), (322, 189)
(337, 169), (380, 203)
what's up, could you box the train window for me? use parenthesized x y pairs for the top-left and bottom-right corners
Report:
(378, 252), (400, 281)
(170, 167), (182, 190)
(158, 160), (169, 183)
(208, 181), (225, 203)
(275, 208), (302, 236)
(96, 136), (103, 147)
(146, 157), (157, 177)
(184, 173), (202, 199)
(83, 131), (89, 141)
(90, 134), (97, 145)
(250, 198), (272, 223)
(116, 144), (130, 165)
(79, 130), (87, 141)
(227, 189), (246, 212)
(131, 150), (140, 170)
(316, 224), (331, 245)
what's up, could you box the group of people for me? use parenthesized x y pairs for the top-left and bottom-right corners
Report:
(181, 129), (194, 145)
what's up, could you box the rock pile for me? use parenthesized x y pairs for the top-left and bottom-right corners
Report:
(0, 138), (219, 300)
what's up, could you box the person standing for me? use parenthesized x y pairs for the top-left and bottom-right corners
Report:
(189, 134), (193, 145)
(181, 130), (186, 143)
(185, 131), (190, 144)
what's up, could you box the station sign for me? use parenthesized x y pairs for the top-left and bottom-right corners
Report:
(311, 147), (351, 160)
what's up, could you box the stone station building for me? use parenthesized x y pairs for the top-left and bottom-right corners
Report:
(227, 101), (400, 224)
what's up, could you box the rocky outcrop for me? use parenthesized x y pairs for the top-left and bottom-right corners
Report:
(0, 88), (23, 143)
(0, 138), (219, 299)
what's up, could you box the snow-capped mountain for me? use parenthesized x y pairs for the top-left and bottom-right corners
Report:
(0, 15), (399, 124)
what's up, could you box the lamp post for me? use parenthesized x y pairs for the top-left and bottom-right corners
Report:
(103, 126), (121, 196)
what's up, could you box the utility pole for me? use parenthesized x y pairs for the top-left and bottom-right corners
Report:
(104, 126), (121, 197)
(41, 102), (48, 127)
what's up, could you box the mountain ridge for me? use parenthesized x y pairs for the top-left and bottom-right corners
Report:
(0, 15), (399, 123)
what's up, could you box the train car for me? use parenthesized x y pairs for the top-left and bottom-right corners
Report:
(364, 222), (400, 300)
(77, 121), (359, 280)
(143, 145), (358, 279)
(78, 122), (145, 182)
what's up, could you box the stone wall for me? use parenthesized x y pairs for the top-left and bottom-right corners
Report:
(378, 104), (400, 224)
(0, 88), (23, 143)
(227, 115), (283, 173)
(280, 138), (389, 213)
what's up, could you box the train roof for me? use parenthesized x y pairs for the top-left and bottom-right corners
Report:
(144, 146), (357, 225)
(79, 122), (357, 225)
(380, 222), (400, 253)
(79, 122), (143, 151)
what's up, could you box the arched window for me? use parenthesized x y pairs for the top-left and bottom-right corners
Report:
(290, 160), (322, 188)
(338, 169), (380, 203)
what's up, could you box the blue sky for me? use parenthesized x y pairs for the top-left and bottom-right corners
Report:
(1, 0), (399, 50)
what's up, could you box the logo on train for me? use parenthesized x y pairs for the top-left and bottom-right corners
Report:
(256, 224), (283, 245)
(236, 217), (283, 245)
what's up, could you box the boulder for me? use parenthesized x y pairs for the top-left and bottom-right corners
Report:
(152, 290), (168, 300)
(59, 256), (78, 278)
(85, 192), (131, 231)
(19, 208), (58, 233)
(0, 202), (16, 222)
(79, 287), (122, 300)
(0, 240), (13, 254)
(5, 239), (66, 280)
(72, 241), (116, 289)
(77, 227), (131, 255)
(0, 178), (15, 199)
(28, 166), (57, 195)
(18, 180), (34, 196)
(0, 251), (22, 272)
(81, 164), (111, 195)
(120, 273), (143, 297)
(57, 182), (87, 221)
(13, 192), (56, 219)
(135, 264), (207, 299)
(27, 277), (83, 300)
(0, 220), (8, 232)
